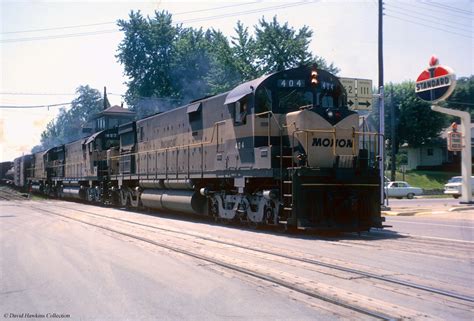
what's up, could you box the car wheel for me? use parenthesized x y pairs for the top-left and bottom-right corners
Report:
(407, 193), (414, 199)
(453, 195), (460, 199)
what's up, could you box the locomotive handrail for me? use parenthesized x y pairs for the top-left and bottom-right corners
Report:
(354, 131), (384, 166)
(255, 111), (285, 148)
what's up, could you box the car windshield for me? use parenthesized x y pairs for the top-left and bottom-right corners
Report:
(448, 177), (462, 183)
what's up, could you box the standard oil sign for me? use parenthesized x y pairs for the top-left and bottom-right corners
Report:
(415, 56), (456, 103)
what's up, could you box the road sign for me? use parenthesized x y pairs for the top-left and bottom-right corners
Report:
(357, 79), (373, 99)
(415, 56), (456, 103)
(339, 77), (373, 110)
(447, 131), (463, 151)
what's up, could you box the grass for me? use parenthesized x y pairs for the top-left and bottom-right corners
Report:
(385, 170), (459, 190)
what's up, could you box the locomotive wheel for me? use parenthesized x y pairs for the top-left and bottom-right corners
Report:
(210, 202), (220, 222)
(264, 205), (274, 225)
(119, 190), (130, 208)
(111, 191), (121, 206)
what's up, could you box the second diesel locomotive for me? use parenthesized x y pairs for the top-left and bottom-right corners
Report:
(15, 65), (384, 231)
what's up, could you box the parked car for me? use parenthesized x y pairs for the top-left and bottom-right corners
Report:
(384, 181), (423, 199)
(444, 176), (474, 199)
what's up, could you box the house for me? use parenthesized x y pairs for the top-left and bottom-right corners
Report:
(403, 123), (473, 170)
(83, 105), (136, 134)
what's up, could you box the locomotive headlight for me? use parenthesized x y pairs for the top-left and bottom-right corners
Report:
(327, 110), (334, 118)
(310, 70), (318, 86)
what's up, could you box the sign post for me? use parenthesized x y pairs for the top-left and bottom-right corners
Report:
(447, 131), (463, 152)
(416, 56), (472, 204)
(431, 106), (472, 203)
(339, 77), (373, 110)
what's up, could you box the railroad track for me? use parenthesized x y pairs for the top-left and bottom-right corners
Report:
(23, 201), (474, 320)
(30, 204), (397, 320)
(50, 203), (474, 304)
(0, 186), (29, 201)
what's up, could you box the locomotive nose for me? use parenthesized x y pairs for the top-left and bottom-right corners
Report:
(285, 109), (358, 168)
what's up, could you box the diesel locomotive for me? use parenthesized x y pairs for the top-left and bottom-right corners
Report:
(12, 65), (384, 231)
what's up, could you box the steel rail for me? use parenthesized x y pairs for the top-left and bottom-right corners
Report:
(50, 203), (474, 304)
(31, 205), (395, 321)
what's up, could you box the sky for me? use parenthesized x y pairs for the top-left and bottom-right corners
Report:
(0, 0), (472, 162)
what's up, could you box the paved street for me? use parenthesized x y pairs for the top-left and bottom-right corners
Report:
(383, 215), (474, 241)
(0, 201), (332, 321)
(382, 198), (474, 241)
(1, 198), (473, 320)
(387, 197), (471, 210)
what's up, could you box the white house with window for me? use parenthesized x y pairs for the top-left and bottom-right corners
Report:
(403, 123), (473, 170)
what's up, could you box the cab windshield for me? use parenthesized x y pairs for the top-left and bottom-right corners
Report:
(278, 89), (313, 110)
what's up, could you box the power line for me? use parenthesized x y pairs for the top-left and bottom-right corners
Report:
(0, 1), (261, 35)
(0, 92), (76, 96)
(385, 14), (473, 39)
(176, 2), (311, 24)
(427, 1), (473, 16)
(1, 21), (116, 35)
(0, 103), (72, 109)
(385, 8), (472, 34)
(388, 3), (472, 28)
(172, 1), (262, 17)
(0, 1), (314, 44)
(409, 1), (473, 20)
(1, 29), (119, 43)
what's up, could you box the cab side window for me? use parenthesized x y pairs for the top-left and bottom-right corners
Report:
(235, 99), (248, 125)
(255, 87), (272, 117)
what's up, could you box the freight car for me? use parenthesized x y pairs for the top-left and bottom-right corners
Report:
(14, 155), (33, 189)
(15, 65), (384, 232)
(0, 161), (14, 184)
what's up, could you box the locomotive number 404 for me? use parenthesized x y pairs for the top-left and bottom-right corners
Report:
(277, 79), (305, 88)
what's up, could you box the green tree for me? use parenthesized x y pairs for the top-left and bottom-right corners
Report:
(35, 85), (103, 151)
(231, 21), (258, 81)
(206, 29), (243, 94)
(116, 11), (338, 117)
(385, 82), (447, 148)
(171, 27), (212, 99)
(254, 17), (312, 73)
(445, 76), (474, 117)
(253, 16), (338, 74)
(117, 10), (180, 112)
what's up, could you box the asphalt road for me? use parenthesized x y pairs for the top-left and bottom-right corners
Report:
(1, 199), (473, 320)
(0, 202), (333, 321)
(381, 198), (473, 242)
(387, 197), (467, 209)
(383, 215), (474, 242)
(382, 198), (474, 241)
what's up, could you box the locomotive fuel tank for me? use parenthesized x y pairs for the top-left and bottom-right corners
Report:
(62, 186), (82, 199)
(141, 189), (207, 215)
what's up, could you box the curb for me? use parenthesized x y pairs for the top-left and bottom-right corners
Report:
(382, 211), (418, 216)
(383, 206), (473, 216)
(448, 206), (474, 212)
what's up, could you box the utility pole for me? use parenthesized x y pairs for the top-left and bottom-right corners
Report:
(378, 0), (385, 205)
(390, 85), (396, 181)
